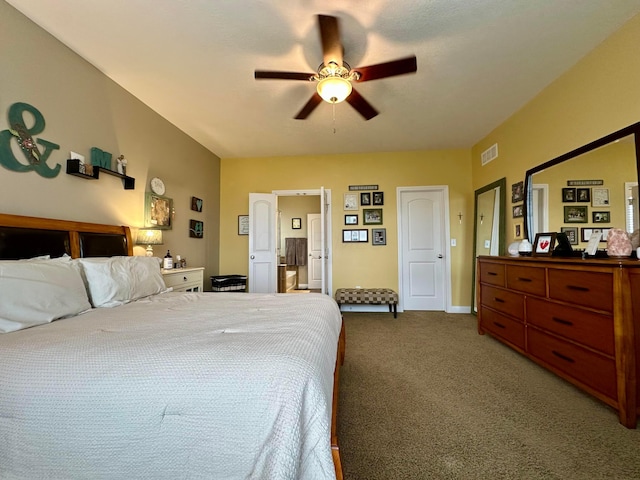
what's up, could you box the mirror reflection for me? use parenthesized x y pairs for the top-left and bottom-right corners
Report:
(526, 126), (640, 251)
(472, 177), (506, 313)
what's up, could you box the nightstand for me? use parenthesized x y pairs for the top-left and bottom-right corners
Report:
(162, 267), (204, 292)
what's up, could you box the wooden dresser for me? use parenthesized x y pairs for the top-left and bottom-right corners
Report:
(477, 255), (640, 428)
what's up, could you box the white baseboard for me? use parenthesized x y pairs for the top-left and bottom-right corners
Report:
(298, 283), (308, 289)
(448, 306), (471, 314)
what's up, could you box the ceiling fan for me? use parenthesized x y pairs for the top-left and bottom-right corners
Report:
(254, 14), (417, 121)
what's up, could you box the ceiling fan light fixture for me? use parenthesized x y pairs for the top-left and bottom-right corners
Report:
(316, 76), (352, 104)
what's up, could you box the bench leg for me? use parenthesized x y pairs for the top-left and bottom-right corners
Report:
(388, 304), (397, 318)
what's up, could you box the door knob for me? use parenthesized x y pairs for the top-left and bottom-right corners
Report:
(437, 254), (443, 258)
(250, 255), (255, 259)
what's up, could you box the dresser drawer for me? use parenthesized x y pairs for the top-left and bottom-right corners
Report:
(480, 306), (525, 349)
(548, 269), (613, 312)
(506, 265), (546, 296)
(527, 328), (617, 400)
(479, 262), (505, 287)
(526, 297), (614, 356)
(480, 285), (524, 319)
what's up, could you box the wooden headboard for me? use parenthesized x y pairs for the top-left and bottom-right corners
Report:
(0, 213), (132, 260)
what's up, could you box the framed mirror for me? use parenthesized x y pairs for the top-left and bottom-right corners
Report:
(524, 123), (640, 250)
(471, 177), (506, 313)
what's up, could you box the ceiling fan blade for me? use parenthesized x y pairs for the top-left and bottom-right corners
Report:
(353, 56), (417, 82)
(346, 88), (378, 120)
(318, 15), (343, 67)
(294, 93), (323, 120)
(255, 71), (314, 81)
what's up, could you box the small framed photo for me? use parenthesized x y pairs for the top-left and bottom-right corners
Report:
(189, 219), (203, 238)
(363, 208), (383, 225)
(560, 227), (578, 245)
(372, 228), (386, 246)
(292, 217), (302, 229)
(564, 205), (588, 223)
(576, 188), (590, 203)
(581, 228), (609, 243)
(562, 188), (576, 202)
(373, 192), (384, 205)
(514, 223), (522, 239)
(342, 229), (368, 243)
(345, 214), (358, 225)
(533, 232), (557, 256)
(512, 181), (524, 203)
(592, 188), (610, 207)
(512, 204), (523, 218)
(592, 211), (610, 223)
(344, 193), (358, 211)
(238, 215), (249, 235)
(360, 192), (371, 206)
(191, 196), (203, 212)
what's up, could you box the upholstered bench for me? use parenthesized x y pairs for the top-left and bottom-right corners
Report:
(334, 288), (398, 318)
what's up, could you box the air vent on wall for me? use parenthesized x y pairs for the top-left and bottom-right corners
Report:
(481, 143), (498, 166)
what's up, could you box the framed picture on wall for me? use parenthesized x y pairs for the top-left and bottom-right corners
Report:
(564, 205), (588, 223)
(560, 227), (578, 245)
(360, 192), (371, 206)
(511, 181), (524, 203)
(363, 208), (383, 225)
(292, 218), (302, 229)
(345, 214), (358, 225)
(373, 192), (384, 205)
(189, 219), (203, 238)
(145, 193), (173, 230)
(372, 228), (386, 245)
(344, 193), (358, 211)
(238, 215), (249, 235)
(592, 188), (610, 207)
(576, 188), (590, 202)
(562, 188), (576, 202)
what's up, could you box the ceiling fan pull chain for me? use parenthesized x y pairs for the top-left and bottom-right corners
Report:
(332, 102), (336, 134)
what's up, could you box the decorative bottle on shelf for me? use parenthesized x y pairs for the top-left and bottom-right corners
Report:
(163, 250), (173, 269)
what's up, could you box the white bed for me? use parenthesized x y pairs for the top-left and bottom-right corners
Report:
(0, 214), (345, 480)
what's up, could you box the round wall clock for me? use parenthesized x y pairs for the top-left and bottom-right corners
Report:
(150, 177), (165, 195)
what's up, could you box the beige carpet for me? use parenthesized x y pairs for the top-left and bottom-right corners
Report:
(337, 311), (640, 480)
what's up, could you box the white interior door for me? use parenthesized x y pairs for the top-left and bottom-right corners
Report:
(248, 193), (277, 293)
(307, 213), (322, 290)
(398, 187), (447, 311)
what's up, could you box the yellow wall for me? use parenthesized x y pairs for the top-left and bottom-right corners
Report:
(0, 2), (221, 281)
(472, 12), (640, 244)
(219, 150), (473, 307)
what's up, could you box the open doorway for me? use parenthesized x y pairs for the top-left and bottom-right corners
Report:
(249, 189), (332, 295)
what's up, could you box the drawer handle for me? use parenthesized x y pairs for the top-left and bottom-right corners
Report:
(517, 277), (532, 282)
(492, 321), (506, 329)
(552, 317), (573, 326)
(487, 272), (498, 276)
(566, 285), (589, 292)
(552, 350), (575, 363)
(493, 297), (505, 303)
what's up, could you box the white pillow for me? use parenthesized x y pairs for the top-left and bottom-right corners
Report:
(0, 258), (91, 333)
(77, 256), (166, 308)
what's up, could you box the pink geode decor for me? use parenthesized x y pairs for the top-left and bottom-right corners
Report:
(607, 228), (633, 257)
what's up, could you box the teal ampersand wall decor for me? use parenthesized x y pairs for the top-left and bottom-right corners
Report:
(0, 102), (61, 178)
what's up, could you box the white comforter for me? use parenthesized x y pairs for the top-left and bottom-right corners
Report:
(0, 292), (342, 480)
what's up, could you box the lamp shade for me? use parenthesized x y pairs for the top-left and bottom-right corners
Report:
(136, 229), (163, 246)
(316, 76), (352, 103)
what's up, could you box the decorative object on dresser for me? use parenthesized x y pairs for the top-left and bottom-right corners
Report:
(476, 255), (640, 428)
(135, 229), (163, 256)
(532, 232), (556, 256)
(606, 228), (633, 257)
(162, 266), (204, 292)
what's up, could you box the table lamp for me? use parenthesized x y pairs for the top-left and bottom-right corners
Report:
(136, 229), (163, 256)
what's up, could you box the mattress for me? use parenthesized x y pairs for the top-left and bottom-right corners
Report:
(0, 292), (342, 479)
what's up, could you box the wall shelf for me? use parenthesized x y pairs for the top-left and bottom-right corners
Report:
(66, 159), (135, 189)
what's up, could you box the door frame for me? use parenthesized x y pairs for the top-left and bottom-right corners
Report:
(396, 185), (452, 313)
(272, 189), (332, 295)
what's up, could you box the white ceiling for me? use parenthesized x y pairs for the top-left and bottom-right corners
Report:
(6, 0), (640, 159)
